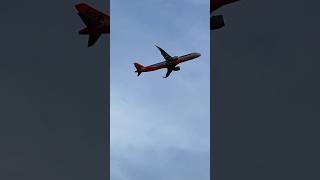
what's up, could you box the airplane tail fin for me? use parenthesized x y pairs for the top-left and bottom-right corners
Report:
(75, 3), (103, 28)
(75, 3), (106, 47)
(134, 62), (144, 76)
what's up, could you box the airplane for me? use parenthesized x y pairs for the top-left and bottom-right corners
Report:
(211, 0), (239, 30)
(75, 3), (109, 47)
(134, 46), (201, 78)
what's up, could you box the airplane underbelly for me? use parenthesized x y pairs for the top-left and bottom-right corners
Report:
(144, 66), (163, 72)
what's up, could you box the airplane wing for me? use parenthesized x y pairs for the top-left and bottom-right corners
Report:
(75, 3), (107, 27)
(163, 68), (173, 78)
(155, 45), (174, 62)
(211, 0), (240, 12)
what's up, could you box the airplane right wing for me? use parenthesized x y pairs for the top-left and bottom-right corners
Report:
(155, 45), (174, 62)
(75, 3), (107, 27)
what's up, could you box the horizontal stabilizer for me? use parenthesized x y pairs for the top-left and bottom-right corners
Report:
(88, 34), (101, 47)
(134, 62), (144, 76)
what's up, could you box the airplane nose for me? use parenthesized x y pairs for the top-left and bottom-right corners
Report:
(195, 53), (201, 58)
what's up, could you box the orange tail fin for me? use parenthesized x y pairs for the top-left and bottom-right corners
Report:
(133, 62), (144, 76)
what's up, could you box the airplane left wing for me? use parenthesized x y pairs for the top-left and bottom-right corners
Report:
(163, 68), (173, 78)
(155, 45), (173, 62)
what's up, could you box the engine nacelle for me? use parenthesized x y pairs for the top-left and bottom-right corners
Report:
(211, 15), (225, 30)
(174, 66), (180, 71)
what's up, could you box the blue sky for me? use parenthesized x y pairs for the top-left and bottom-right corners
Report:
(110, 0), (210, 179)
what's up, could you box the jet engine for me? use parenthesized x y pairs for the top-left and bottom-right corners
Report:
(173, 66), (180, 71)
(211, 15), (225, 30)
(172, 56), (178, 60)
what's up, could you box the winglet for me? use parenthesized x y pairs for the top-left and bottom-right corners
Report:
(154, 44), (160, 49)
